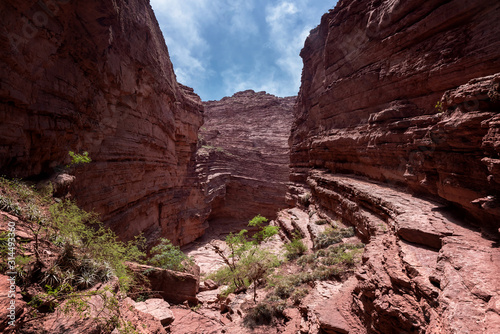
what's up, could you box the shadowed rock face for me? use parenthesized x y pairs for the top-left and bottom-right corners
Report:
(290, 0), (500, 230)
(0, 0), (209, 246)
(197, 90), (295, 231)
(290, 0), (500, 333)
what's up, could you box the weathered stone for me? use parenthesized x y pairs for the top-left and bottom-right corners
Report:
(197, 90), (294, 229)
(290, 2), (500, 332)
(290, 0), (500, 231)
(0, 0), (209, 247)
(128, 263), (199, 304)
(23, 285), (166, 334)
(200, 279), (219, 292)
(134, 298), (174, 326)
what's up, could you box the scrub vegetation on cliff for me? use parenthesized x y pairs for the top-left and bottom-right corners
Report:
(0, 176), (148, 331)
(0, 176), (201, 333)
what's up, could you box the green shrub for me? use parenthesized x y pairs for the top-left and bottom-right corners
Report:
(273, 281), (294, 299)
(312, 266), (341, 280)
(248, 214), (279, 244)
(148, 238), (193, 272)
(68, 151), (91, 167)
(243, 303), (274, 328)
(298, 192), (311, 206)
(314, 219), (328, 225)
(210, 215), (280, 301)
(291, 287), (308, 305)
(297, 253), (316, 267)
(283, 235), (307, 260)
(435, 101), (444, 113)
(243, 301), (286, 329)
(314, 226), (355, 249)
(49, 200), (145, 290)
(0, 194), (22, 216)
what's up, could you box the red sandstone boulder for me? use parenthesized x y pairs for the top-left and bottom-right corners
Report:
(127, 263), (200, 304)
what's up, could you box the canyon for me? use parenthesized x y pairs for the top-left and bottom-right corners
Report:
(197, 91), (294, 235)
(0, 0), (499, 333)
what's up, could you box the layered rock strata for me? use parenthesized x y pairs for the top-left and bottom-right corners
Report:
(0, 0), (208, 245)
(290, 0), (500, 332)
(309, 172), (500, 333)
(290, 0), (500, 230)
(197, 90), (294, 230)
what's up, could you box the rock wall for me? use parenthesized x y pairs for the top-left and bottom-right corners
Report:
(0, 0), (208, 246)
(197, 91), (294, 230)
(290, 0), (500, 231)
(290, 0), (500, 332)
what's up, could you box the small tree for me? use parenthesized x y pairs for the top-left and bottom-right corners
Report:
(248, 215), (279, 244)
(210, 215), (280, 301)
(148, 238), (193, 272)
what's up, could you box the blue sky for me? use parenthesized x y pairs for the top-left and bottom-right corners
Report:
(150, 0), (337, 101)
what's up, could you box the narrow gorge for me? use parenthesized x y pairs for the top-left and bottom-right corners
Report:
(197, 90), (294, 234)
(0, 0), (499, 333)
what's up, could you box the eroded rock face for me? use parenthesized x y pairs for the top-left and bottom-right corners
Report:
(290, 0), (500, 332)
(290, 0), (500, 230)
(127, 263), (200, 305)
(0, 0), (208, 245)
(197, 90), (295, 230)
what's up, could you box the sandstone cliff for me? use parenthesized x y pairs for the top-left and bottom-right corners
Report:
(290, 0), (500, 332)
(197, 91), (294, 231)
(0, 0), (208, 245)
(291, 0), (500, 229)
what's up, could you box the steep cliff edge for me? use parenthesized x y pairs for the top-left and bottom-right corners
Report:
(290, 0), (500, 332)
(197, 91), (294, 232)
(0, 0), (208, 245)
(290, 0), (500, 229)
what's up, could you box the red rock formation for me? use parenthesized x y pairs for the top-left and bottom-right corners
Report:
(0, 0), (208, 245)
(197, 90), (294, 230)
(128, 262), (200, 304)
(290, 0), (500, 332)
(290, 0), (500, 230)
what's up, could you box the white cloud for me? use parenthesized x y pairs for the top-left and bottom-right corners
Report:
(264, 2), (307, 96)
(227, 1), (259, 36)
(266, 2), (298, 24)
(263, 1), (333, 97)
(150, 0), (335, 100)
(221, 66), (280, 97)
(150, 0), (261, 89)
(150, 0), (218, 85)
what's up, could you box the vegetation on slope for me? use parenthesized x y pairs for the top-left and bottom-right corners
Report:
(0, 174), (194, 333)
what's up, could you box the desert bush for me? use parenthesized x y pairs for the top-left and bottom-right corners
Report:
(298, 192), (311, 206)
(148, 238), (193, 272)
(283, 234), (307, 260)
(243, 301), (286, 329)
(315, 226), (355, 249)
(68, 151), (92, 167)
(291, 287), (308, 305)
(0, 194), (22, 216)
(210, 215), (280, 301)
(49, 200), (145, 288)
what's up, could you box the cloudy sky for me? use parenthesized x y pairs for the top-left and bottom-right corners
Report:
(150, 0), (337, 101)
